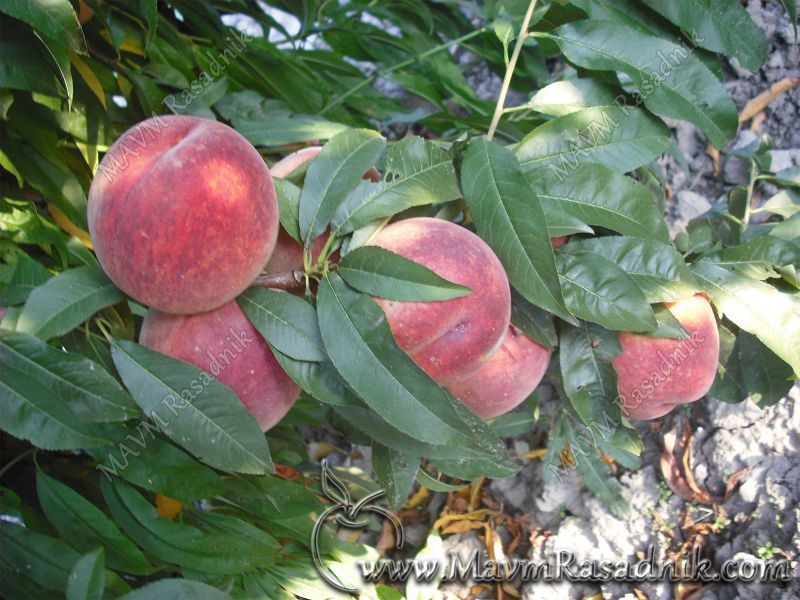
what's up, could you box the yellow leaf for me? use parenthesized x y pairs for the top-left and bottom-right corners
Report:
(47, 203), (93, 249)
(69, 51), (106, 108)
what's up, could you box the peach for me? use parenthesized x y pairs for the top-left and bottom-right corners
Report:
(550, 235), (569, 248)
(367, 217), (511, 385)
(264, 146), (379, 275)
(447, 326), (551, 419)
(88, 116), (278, 314)
(140, 300), (299, 431)
(612, 295), (720, 420)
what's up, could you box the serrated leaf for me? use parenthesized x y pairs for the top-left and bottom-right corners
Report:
(0, 364), (109, 450)
(706, 235), (800, 281)
(110, 340), (273, 475)
(119, 579), (231, 600)
(372, 444), (419, 510)
(528, 78), (620, 116)
(548, 20), (738, 148)
(692, 260), (800, 376)
(564, 236), (695, 302)
(87, 423), (225, 503)
(36, 471), (152, 575)
(338, 246), (472, 301)
(514, 106), (670, 175)
(0, 253), (52, 306)
(317, 275), (516, 473)
(271, 349), (361, 407)
(1, 331), (138, 422)
(17, 266), (124, 340)
(710, 328), (794, 408)
(534, 165), (670, 242)
(639, 0), (767, 72)
(235, 113), (349, 147)
(332, 136), (460, 234)
(238, 289), (326, 362)
(1, 522), (80, 593)
(66, 548), (105, 600)
(557, 252), (656, 332)
(416, 468), (464, 492)
(510, 289), (558, 349)
(102, 479), (271, 576)
(560, 322), (622, 429)
(0, 0), (87, 55)
(299, 129), (386, 246)
(462, 137), (572, 322)
(274, 178), (302, 242)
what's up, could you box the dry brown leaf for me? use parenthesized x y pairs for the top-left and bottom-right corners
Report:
(502, 582), (520, 598)
(404, 485), (430, 509)
(739, 77), (800, 122)
(706, 144), (721, 176)
(442, 519), (487, 535)
(522, 448), (548, 461)
(468, 477), (485, 511)
(660, 425), (696, 502)
(750, 111), (767, 132)
(376, 520), (396, 554)
(433, 508), (498, 531)
(634, 588), (649, 600)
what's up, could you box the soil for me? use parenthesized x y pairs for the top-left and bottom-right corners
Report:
(318, 3), (800, 598)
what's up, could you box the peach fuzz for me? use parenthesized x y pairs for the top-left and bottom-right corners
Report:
(447, 326), (551, 419)
(612, 295), (720, 420)
(367, 217), (511, 385)
(88, 115), (278, 314)
(140, 300), (299, 431)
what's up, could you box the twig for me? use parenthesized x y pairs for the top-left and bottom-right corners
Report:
(252, 269), (307, 290)
(487, 0), (539, 141)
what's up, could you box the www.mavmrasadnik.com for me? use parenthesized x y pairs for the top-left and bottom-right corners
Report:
(358, 547), (794, 585)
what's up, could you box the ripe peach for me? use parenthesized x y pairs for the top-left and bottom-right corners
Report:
(264, 146), (379, 275)
(88, 116), (278, 315)
(612, 295), (720, 420)
(367, 217), (511, 385)
(140, 300), (299, 431)
(447, 326), (551, 419)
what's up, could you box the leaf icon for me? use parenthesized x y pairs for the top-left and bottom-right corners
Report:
(320, 460), (351, 507)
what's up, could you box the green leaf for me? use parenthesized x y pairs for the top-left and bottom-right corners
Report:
(646, 304), (691, 340)
(316, 274), (468, 446)
(110, 340), (274, 475)
(66, 548), (105, 600)
(102, 479), (271, 576)
(274, 178), (302, 242)
(119, 579), (231, 600)
(528, 78), (620, 116)
(692, 260), (800, 376)
(557, 252), (657, 332)
(548, 20), (738, 148)
(778, 0), (798, 40)
(372, 443), (419, 510)
(238, 289), (326, 362)
(416, 469), (464, 492)
(1, 522), (81, 594)
(317, 275), (516, 474)
(711, 328), (794, 408)
(137, 0), (158, 50)
(705, 236), (800, 281)
(510, 289), (558, 349)
(87, 423), (226, 503)
(534, 164), (670, 242)
(299, 129), (386, 246)
(17, 266), (124, 340)
(0, 364), (108, 450)
(0, 253), (52, 305)
(567, 422), (626, 516)
(338, 246), (472, 301)
(36, 471), (153, 574)
(639, 0), (767, 72)
(559, 322), (622, 428)
(514, 106), (670, 175)
(271, 349), (361, 407)
(0, 0), (87, 54)
(0, 26), (60, 96)
(563, 236), (696, 302)
(462, 137), (572, 322)
(235, 113), (350, 147)
(332, 136), (460, 234)
(1, 331), (138, 422)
